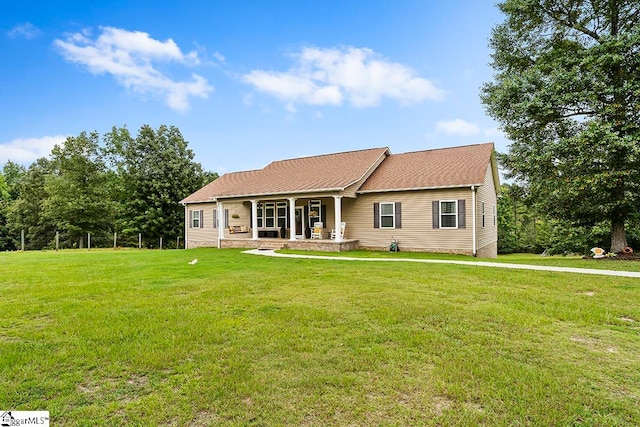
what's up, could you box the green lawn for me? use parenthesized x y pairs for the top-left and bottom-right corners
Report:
(280, 249), (640, 272)
(1, 248), (639, 426)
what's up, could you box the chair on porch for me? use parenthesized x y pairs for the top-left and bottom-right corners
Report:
(310, 222), (323, 239)
(331, 222), (346, 240)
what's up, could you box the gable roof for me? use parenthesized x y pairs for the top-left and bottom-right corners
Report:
(181, 147), (389, 203)
(358, 143), (495, 193)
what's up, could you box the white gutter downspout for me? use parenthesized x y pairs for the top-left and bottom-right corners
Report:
(216, 199), (224, 249)
(471, 186), (477, 257)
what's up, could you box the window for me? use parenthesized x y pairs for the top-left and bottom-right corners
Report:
(432, 200), (465, 229)
(380, 202), (395, 228)
(192, 210), (201, 228)
(265, 202), (275, 228)
(277, 202), (287, 228)
(374, 202), (401, 229)
(308, 200), (321, 228)
(440, 200), (457, 228)
(255, 202), (288, 228)
(257, 204), (264, 228)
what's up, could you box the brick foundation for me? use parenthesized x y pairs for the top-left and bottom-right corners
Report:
(476, 241), (498, 258)
(191, 237), (496, 258)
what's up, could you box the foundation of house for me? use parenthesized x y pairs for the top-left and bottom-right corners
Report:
(220, 237), (359, 252)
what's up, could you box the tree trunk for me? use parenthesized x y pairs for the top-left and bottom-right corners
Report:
(610, 221), (627, 253)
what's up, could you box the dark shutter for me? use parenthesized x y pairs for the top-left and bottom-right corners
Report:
(199, 210), (204, 228)
(213, 209), (218, 229)
(373, 203), (380, 228)
(224, 209), (229, 228)
(321, 204), (326, 227)
(395, 202), (402, 229)
(432, 201), (439, 229)
(189, 210), (193, 228)
(458, 200), (466, 229)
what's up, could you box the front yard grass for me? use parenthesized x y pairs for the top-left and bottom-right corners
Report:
(279, 248), (640, 272)
(1, 248), (639, 425)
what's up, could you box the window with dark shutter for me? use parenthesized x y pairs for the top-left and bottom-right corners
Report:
(199, 210), (204, 228)
(394, 202), (402, 229)
(379, 202), (395, 228)
(191, 210), (201, 228)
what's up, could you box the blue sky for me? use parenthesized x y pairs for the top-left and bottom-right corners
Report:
(1, 1), (508, 175)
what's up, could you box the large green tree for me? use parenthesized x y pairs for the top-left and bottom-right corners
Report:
(6, 158), (57, 249)
(44, 132), (115, 247)
(482, 0), (640, 252)
(0, 162), (27, 250)
(105, 124), (211, 245)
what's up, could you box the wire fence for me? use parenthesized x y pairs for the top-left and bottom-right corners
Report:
(14, 230), (184, 251)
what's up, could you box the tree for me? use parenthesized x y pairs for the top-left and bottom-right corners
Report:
(43, 132), (115, 247)
(2, 161), (26, 200)
(6, 158), (57, 249)
(0, 162), (26, 250)
(105, 124), (210, 246)
(481, 0), (640, 252)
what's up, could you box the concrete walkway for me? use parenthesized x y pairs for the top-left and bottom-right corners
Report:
(244, 249), (640, 279)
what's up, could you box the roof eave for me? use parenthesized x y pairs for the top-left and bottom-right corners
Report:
(210, 187), (346, 200)
(357, 183), (484, 194)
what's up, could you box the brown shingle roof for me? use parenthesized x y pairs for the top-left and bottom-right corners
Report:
(181, 170), (262, 203)
(358, 143), (495, 193)
(181, 147), (389, 202)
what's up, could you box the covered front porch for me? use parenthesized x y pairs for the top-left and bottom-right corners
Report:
(215, 194), (349, 245)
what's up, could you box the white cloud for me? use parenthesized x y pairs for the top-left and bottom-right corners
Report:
(436, 119), (481, 137)
(243, 46), (444, 110)
(8, 23), (43, 39)
(54, 26), (213, 112)
(0, 135), (67, 164)
(212, 51), (226, 64)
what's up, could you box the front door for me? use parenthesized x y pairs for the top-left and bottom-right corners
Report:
(295, 207), (305, 238)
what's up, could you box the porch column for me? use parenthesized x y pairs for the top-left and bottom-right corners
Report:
(217, 201), (224, 248)
(288, 197), (296, 241)
(251, 200), (259, 240)
(333, 195), (343, 242)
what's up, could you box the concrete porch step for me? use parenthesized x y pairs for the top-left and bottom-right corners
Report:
(257, 240), (288, 250)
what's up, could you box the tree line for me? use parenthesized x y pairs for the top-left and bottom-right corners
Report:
(0, 125), (217, 250)
(482, 0), (639, 253)
(498, 182), (640, 255)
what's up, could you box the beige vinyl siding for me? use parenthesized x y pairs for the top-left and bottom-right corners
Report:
(223, 201), (252, 229)
(186, 202), (218, 248)
(476, 164), (498, 250)
(344, 189), (473, 251)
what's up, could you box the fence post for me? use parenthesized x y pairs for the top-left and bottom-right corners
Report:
(56, 231), (59, 251)
(21, 229), (25, 251)
(113, 232), (117, 249)
(159, 237), (163, 250)
(138, 233), (142, 249)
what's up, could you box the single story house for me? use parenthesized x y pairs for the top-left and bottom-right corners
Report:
(180, 142), (500, 257)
